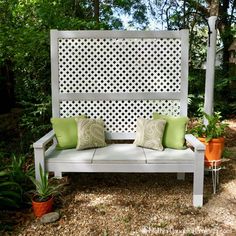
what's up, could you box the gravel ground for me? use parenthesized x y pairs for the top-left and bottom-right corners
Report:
(1, 120), (236, 236)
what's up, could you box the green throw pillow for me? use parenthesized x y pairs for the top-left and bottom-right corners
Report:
(51, 115), (86, 149)
(134, 118), (166, 151)
(76, 118), (107, 150)
(153, 113), (189, 149)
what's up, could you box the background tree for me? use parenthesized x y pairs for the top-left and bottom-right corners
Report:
(147, 0), (235, 73)
(0, 0), (148, 153)
(146, 0), (235, 116)
(0, 0), (235, 155)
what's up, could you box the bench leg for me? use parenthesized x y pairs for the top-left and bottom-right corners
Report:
(54, 171), (62, 179)
(193, 150), (205, 207)
(177, 173), (185, 180)
(193, 174), (204, 207)
(193, 194), (203, 207)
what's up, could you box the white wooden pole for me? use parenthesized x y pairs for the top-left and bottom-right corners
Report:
(203, 16), (218, 117)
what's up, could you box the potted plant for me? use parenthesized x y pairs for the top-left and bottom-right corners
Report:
(29, 164), (62, 217)
(190, 112), (228, 167)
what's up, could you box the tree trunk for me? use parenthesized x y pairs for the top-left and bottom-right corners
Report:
(209, 0), (219, 16)
(0, 62), (15, 114)
(94, 0), (99, 23)
(190, 0), (234, 75)
(218, 0), (234, 75)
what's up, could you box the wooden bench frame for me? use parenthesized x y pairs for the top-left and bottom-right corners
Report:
(33, 30), (205, 207)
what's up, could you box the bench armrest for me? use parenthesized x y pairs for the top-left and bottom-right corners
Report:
(33, 130), (56, 180)
(33, 130), (55, 149)
(185, 134), (205, 151)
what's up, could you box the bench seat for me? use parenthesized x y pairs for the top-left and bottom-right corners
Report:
(46, 148), (94, 163)
(145, 148), (195, 164)
(46, 144), (195, 165)
(93, 144), (145, 164)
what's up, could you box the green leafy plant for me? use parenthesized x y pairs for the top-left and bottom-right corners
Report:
(190, 112), (228, 142)
(10, 155), (34, 187)
(9, 155), (35, 205)
(0, 154), (35, 208)
(29, 164), (62, 202)
(0, 170), (21, 208)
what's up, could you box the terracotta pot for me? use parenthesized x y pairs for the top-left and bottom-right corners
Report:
(198, 137), (224, 167)
(32, 196), (53, 217)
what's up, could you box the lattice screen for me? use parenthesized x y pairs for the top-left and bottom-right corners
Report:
(60, 100), (180, 132)
(58, 38), (181, 93)
(57, 36), (182, 133)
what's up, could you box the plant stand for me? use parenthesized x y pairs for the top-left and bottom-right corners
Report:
(205, 160), (221, 194)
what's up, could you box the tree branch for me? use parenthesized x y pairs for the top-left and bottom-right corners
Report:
(229, 0), (236, 24)
(185, 0), (209, 16)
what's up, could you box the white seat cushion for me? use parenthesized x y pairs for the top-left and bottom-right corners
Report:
(144, 148), (195, 164)
(92, 144), (146, 164)
(46, 148), (95, 163)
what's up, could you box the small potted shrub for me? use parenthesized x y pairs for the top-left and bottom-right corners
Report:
(190, 112), (228, 167)
(30, 164), (62, 217)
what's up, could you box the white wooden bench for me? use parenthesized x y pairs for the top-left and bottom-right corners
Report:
(33, 30), (205, 207)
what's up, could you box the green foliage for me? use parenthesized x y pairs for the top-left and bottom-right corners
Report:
(10, 155), (34, 192)
(19, 98), (52, 153)
(188, 94), (204, 117)
(107, 0), (148, 29)
(0, 170), (21, 208)
(188, 69), (205, 117)
(0, 154), (35, 208)
(189, 27), (208, 69)
(145, 1), (235, 118)
(30, 164), (63, 202)
(214, 72), (236, 116)
(190, 112), (228, 142)
(0, 0), (149, 154)
(188, 68), (236, 118)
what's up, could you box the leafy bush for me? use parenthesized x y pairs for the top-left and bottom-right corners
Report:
(0, 0), (110, 154)
(188, 68), (236, 118)
(188, 69), (205, 117)
(214, 73), (236, 117)
(10, 155), (34, 192)
(0, 155), (35, 209)
(19, 98), (52, 153)
(0, 170), (21, 209)
(189, 112), (228, 142)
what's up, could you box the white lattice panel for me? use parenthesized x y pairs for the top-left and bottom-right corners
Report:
(51, 30), (189, 137)
(60, 100), (180, 132)
(58, 38), (181, 93)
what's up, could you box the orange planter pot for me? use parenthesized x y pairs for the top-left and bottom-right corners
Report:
(32, 196), (53, 217)
(198, 137), (224, 167)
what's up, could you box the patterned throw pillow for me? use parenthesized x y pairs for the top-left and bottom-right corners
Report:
(76, 118), (106, 150)
(134, 118), (166, 151)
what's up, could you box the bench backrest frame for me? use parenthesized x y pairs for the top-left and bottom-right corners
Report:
(50, 30), (189, 140)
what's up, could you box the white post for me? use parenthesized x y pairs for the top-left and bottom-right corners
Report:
(203, 16), (218, 117)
